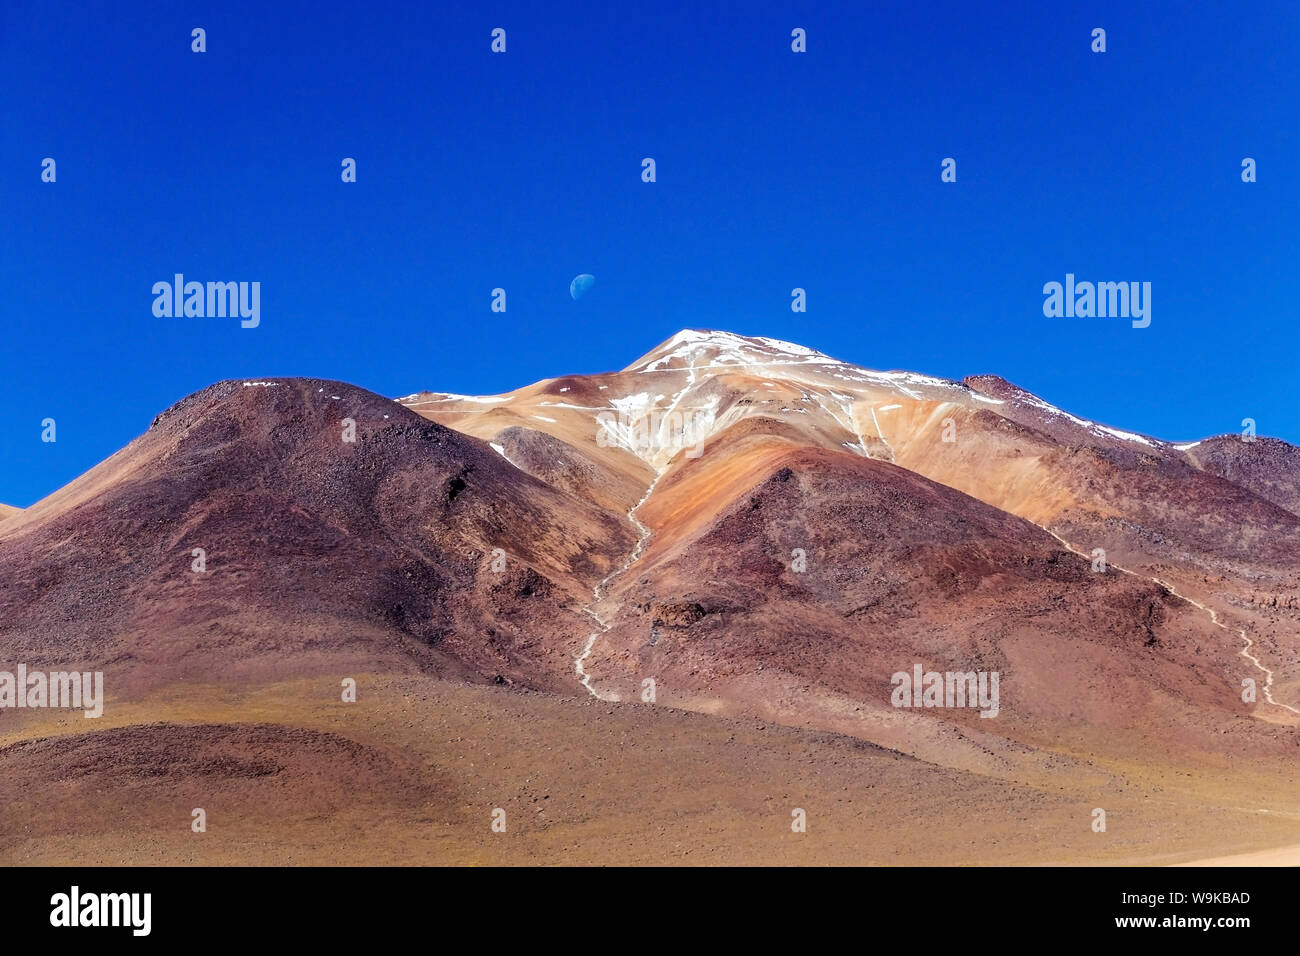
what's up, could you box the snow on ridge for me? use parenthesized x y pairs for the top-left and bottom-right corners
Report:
(1172, 441), (1202, 451)
(636, 331), (977, 404)
(398, 392), (511, 406)
(753, 335), (823, 357)
(1015, 391), (1162, 448)
(864, 369), (956, 389)
(242, 381), (278, 387)
(639, 329), (842, 372)
(432, 392), (511, 404)
(1094, 424), (1158, 447)
(390, 333), (1160, 454)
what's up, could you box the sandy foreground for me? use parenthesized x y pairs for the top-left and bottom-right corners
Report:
(2, 674), (1299, 866)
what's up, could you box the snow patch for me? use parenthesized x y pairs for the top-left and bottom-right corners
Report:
(1017, 392), (1162, 447)
(401, 392), (511, 406)
(488, 441), (522, 470)
(611, 392), (653, 413)
(637, 329), (841, 373)
(1094, 424), (1158, 447)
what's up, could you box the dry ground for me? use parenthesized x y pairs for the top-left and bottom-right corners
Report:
(2, 675), (1297, 866)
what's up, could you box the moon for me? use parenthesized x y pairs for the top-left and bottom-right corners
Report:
(569, 274), (595, 300)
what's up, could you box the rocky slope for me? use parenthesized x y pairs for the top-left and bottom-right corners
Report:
(0, 378), (633, 692)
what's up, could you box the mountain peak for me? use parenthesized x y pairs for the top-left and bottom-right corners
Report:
(625, 329), (840, 373)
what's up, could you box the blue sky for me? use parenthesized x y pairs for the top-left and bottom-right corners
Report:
(2, 1), (1297, 506)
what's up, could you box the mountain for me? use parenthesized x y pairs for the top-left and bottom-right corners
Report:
(0, 378), (634, 692)
(405, 330), (1300, 729)
(2, 330), (1298, 865)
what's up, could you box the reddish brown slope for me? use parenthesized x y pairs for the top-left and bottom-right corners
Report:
(0, 379), (634, 692)
(1183, 435), (1300, 518)
(888, 375), (1300, 573)
(578, 427), (1256, 775)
